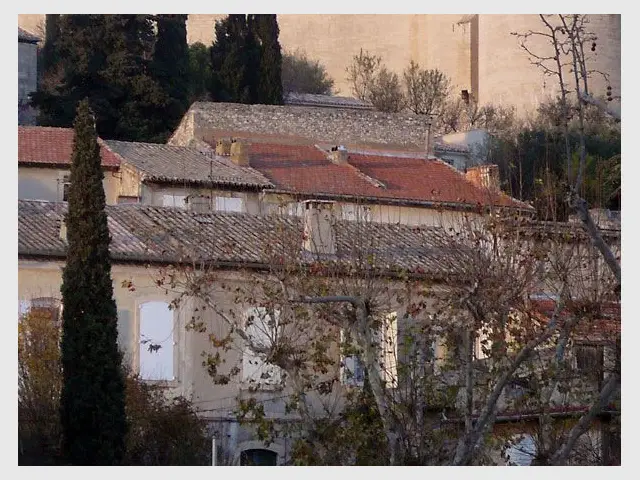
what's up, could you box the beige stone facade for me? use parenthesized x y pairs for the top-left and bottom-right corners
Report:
(19, 14), (620, 115)
(18, 166), (120, 204)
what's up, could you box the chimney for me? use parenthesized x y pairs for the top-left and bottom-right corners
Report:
(328, 145), (348, 165)
(303, 200), (336, 256)
(230, 139), (250, 166)
(59, 219), (67, 242)
(215, 138), (231, 156)
(425, 115), (436, 160)
(465, 164), (501, 191)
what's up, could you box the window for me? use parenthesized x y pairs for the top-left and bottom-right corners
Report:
(341, 330), (366, 387)
(139, 301), (175, 381)
(340, 312), (398, 388)
(505, 434), (537, 466)
(188, 194), (212, 213)
(575, 344), (604, 378)
(341, 204), (372, 222)
(215, 196), (244, 213)
(242, 307), (283, 386)
(60, 175), (70, 202)
(474, 328), (492, 360)
(377, 312), (398, 387)
(117, 196), (140, 204)
(240, 449), (277, 466)
(162, 194), (187, 209)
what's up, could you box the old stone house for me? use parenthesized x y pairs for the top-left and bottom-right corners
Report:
(19, 124), (532, 229)
(18, 126), (121, 203)
(168, 101), (532, 227)
(17, 198), (460, 464)
(18, 195), (620, 465)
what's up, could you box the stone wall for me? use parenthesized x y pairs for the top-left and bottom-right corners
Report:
(183, 101), (432, 149)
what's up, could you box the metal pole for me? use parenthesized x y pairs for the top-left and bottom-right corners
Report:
(212, 437), (216, 466)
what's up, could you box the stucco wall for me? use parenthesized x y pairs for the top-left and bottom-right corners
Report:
(18, 167), (119, 204)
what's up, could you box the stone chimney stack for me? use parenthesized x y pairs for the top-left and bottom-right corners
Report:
(328, 145), (348, 165)
(425, 115), (436, 160)
(230, 139), (250, 166)
(303, 200), (336, 256)
(465, 164), (501, 191)
(59, 219), (67, 242)
(215, 138), (232, 156)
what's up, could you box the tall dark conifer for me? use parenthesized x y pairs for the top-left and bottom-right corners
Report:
(152, 14), (190, 133)
(252, 14), (283, 105)
(31, 14), (166, 142)
(40, 14), (61, 77)
(59, 99), (127, 465)
(210, 14), (260, 103)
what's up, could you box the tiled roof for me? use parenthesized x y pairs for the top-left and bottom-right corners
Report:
(18, 27), (40, 43)
(532, 299), (620, 343)
(284, 93), (374, 110)
(245, 142), (530, 210)
(103, 140), (273, 189)
(18, 200), (457, 277)
(18, 126), (121, 169)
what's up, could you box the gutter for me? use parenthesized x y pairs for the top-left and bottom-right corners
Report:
(264, 189), (534, 214)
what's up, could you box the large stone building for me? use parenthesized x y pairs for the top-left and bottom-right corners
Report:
(18, 27), (39, 125)
(18, 14), (621, 115)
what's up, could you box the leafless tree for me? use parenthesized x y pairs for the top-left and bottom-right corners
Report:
(403, 62), (451, 117)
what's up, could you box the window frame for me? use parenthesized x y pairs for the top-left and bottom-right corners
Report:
(137, 300), (177, 383)
(241, 307), (284, 388)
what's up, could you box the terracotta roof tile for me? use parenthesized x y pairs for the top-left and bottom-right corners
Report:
(245, 142), (529, 210)
(18, 126), (120, 168)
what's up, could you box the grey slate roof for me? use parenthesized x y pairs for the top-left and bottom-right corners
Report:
(18, 27), (40, 43)
(104, 140), (274, 189)
(284, 93), (374, 110)
(18, 200), (458, 277)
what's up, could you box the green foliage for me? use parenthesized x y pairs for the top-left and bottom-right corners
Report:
(488, 114), (621, 217)
(31, 14), (171, 142)
(152, 14), (190, 135)
(252, 14), (283, 105)
(291, 379), (389, 465)
(188, 42), (214, 102)
(123, 375), (211, 465)
(18, 307), (63, 465)
(210, 14), (260, 103)
(59, 99), (127, 465)
(18, 297), (210, 466)
(282, 49), (334, 95)
(39, 14), (61, 79)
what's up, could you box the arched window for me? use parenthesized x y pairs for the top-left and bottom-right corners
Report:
(240, 448), (278, 466)
(139, 301), (174, 381)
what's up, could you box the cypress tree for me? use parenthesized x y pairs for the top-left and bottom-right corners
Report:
(252, 14), (283, 105)
(32, 14), (166, 142)
(210, 15), (260, 103)
(40, 14), (61, 77)
(152, 14), (190, 133)
(59, 99), (127, 465)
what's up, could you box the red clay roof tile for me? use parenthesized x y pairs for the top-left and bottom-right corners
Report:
(247, 142), (529, 209)
(18, 126), (121, 168)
